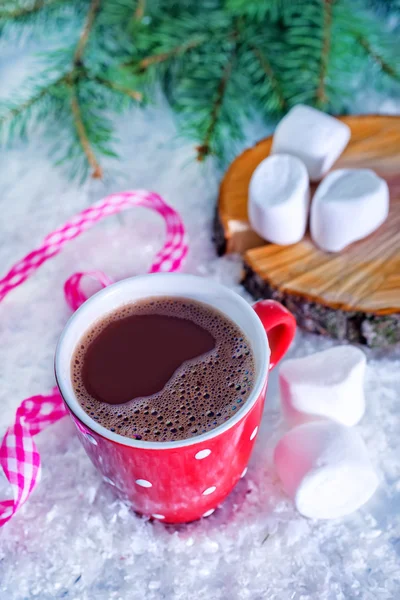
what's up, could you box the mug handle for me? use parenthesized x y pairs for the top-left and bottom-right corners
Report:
(253, 300), (296, 370)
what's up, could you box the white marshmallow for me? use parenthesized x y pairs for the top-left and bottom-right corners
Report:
(271, 105), (350, 181)
(279, 346), (366, 427)
(248, 154), (310, 245)
(310, 168), (389, 252)
(274, 421), (379, 519)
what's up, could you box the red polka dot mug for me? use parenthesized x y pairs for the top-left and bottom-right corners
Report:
(55, 274), (296, 523)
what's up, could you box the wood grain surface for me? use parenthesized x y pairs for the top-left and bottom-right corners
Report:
(215, 115), (400, 345)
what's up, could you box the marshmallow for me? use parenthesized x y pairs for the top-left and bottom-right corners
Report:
(274, 421), (379, 519)
(279, 346), (366, 427)
(271, 105), (350, 181)
(310, 168), (389, 252)
(248, 154), (310, 245)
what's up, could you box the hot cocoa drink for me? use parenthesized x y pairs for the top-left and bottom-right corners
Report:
(72, 297), (255, 442)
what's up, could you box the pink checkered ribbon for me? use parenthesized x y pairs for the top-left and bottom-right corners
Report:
(64, 271), (114, 312)
(0, 190), (188, 307)
(0, 190), (188, 526)
(0, 388), (67, 527)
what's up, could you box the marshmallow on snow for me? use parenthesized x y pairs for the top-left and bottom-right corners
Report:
(279, 346), (366, 427)
(274, 421), (379, 519)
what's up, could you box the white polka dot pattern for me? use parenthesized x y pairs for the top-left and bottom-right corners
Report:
(250, 426), (258, 441)
(103, 476), (116, 486)
(195, 449), (211, 460)
(202, 508), (215, 517)
(241, 467), (248, 478)
(135, 479), (152, 488)
(202, 486), (216, 496)
(86, 433), (97, 445)
(152, 514), (165, 520)
(0, 190), (189, 527)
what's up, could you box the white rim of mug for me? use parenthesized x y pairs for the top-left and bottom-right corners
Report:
(55, 273), (269, 450)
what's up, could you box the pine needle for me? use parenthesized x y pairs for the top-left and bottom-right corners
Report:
(261, 532), (270, 545)
(197, 44), (237, 161)
(94, 76), (143, 101)
(316, 0), (334, 107)
(73, 0), (101, 66)
(133, 0), (146, 22)
(0, 0), (65, 19)
(70, 85), (103, 178)
(136, 38), (206, 71)
(250, 44), (287, 111)
(1, 85), (52, 126)
(359, 36), (400, 81)
(0, 0), (399, 180)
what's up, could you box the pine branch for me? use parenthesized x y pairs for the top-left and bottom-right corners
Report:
(358, 36), (400, 81)
(70, 85), (103, 178)
(0, 0), (102, 154)
(0, 0), (64, 19)
(197, 45), (237, 161)
(316, 0), (334, 106)
(250, 43), (287, 111)
(1, 84), (51, 126)
(73, 0), (102, 66)
(133, 0), (146, 21)
(67, 0), (103, 177)
(226, 0), (288, 21)
(136, 38), (205, 70)
(93, 75), (143, 101)
(0, 73), (69, 136)
(1, 0), (399, 178)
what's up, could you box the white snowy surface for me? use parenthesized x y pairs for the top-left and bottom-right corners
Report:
(1, 50), (400, 600)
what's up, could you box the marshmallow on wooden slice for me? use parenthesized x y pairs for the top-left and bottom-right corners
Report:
(274, 421), (379, 519)
(248, 154), (310, 245)
(279, 346), (366, 427)
(310, 168), (389, 252)
(271, 105), (351, 181)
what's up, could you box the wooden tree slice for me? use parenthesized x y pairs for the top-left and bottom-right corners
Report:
(214, 115), (400, 347)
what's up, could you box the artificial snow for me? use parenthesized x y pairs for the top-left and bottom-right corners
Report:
(1, 48), (400, 600)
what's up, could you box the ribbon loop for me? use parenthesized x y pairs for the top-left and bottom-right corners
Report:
(0, 190), (188, 526)
(64, 271), (113, 311)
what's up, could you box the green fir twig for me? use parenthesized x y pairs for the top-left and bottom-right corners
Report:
(93, 76), (143, 101)
(133, 38), (205, 71)
(250, 43), (287, 111)
(0, 80), (59, 126)
(70, 84), (103, 178)
(72, 0), (101, 66)
(358, 36), (400, 81)
(316, 0), (334, 106)
(196, 43), (237, 161)
(66, 0), (103, 177)
(0, 0), (399, 180)
(133, 0), (146, 22)
(0, 0), (65, 19)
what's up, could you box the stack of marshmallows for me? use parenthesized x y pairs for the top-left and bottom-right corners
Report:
(249, 105), (390, 251)
(273, 346), (379, 520)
